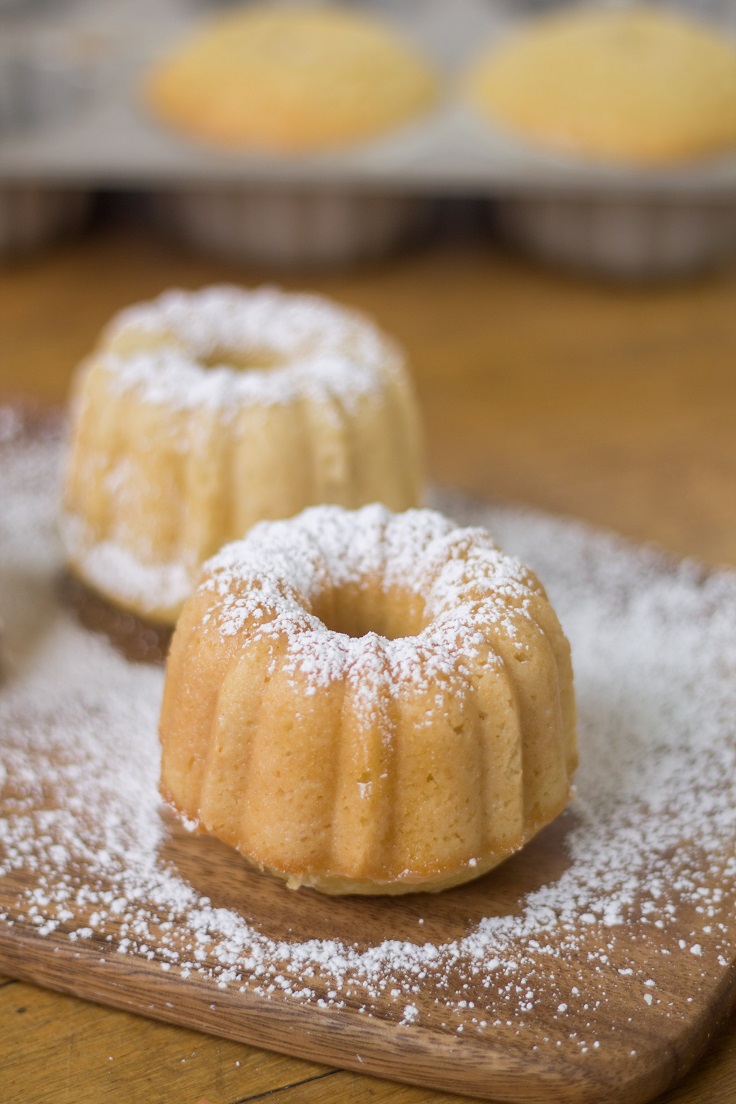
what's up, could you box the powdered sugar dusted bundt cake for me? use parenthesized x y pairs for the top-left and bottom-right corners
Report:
(60, 286), (422, 624)
(159, 503), (577, 895)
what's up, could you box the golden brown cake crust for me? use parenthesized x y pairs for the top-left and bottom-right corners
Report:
(145, 3), (438, 151)
(159, 503), (577, 895)
(468, 5), (736, 164)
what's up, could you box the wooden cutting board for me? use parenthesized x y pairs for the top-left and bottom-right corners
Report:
(1, 406), (735, 1104)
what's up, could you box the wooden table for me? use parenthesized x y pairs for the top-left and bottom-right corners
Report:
(0, 222), (735, 1104)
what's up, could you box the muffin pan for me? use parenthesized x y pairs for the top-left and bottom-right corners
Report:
(148, 187), (435, 268)
(493, 193), (736, 278)
(1, 0), (736, 272)
(0, 45), (93, 257)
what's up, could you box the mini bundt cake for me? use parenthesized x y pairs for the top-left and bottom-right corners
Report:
(60, 286), (422, 624)
(159, 503), (577, 895)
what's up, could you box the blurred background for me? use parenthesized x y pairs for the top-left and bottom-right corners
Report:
(2, 0), (736, 270)
(1, 0), (734, 564)
(0, 0), (735, 533)
(1, 0), (735, 559)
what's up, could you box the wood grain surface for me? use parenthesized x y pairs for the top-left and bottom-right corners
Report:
(0, 220), (735, 1104)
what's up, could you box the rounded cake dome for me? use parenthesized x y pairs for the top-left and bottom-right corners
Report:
(159, 503), (577, 895)
(145, 2), (438, 152)
(60, 286), (423, 624)
(467, 5), (736, 164)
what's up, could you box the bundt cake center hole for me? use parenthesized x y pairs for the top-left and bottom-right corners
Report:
(314, 583), (426, 641)
(199, 346), (283, 372)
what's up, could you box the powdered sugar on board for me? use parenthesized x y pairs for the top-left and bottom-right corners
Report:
(1, 409), (736, 1094)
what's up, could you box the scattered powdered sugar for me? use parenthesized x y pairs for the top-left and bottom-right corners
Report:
(1, 412), (736, 1065)
(99, 285), (403, 415)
